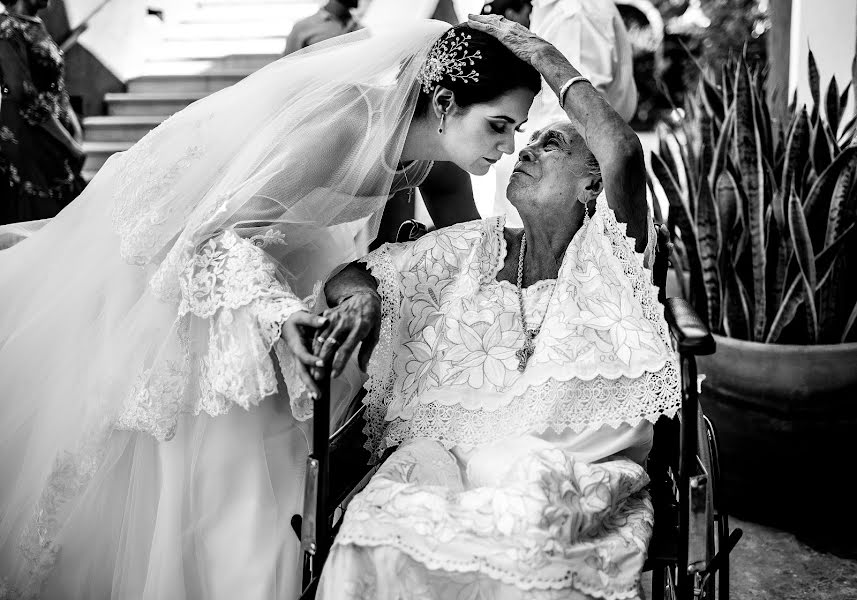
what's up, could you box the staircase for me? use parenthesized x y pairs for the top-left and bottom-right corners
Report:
(81, 0), (320, 178)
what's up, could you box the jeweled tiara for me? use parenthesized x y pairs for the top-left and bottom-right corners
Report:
(417, 29), (483, 94)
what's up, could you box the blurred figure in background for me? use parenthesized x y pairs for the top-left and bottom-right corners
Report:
(0, 0), (84, 225)
(283, 0), (360, 55)
(480, 0), (532, 26)
(489, 0), (637, 226)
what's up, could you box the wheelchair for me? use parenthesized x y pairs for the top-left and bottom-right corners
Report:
(292, 220), (743, 600)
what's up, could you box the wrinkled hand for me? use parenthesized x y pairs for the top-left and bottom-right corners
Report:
(312, 292), (381, 379)
(467, 13), (551, 67)
(281, 310), (327, 397)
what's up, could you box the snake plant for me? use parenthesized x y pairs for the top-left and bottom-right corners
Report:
(650, 49), (857, 344)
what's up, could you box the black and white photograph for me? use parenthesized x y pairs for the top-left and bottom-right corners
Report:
(1, 0), (856, 598)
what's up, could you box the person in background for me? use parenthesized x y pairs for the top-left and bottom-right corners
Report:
(0, 0), (85, 225)
(480, 0), (532, 26)
(283, 0), (360, 55)
(491, 0), (637, 226)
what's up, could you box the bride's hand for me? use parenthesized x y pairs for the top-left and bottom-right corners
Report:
(466, 13), (554, 67)
(282, 311), (328, 397)
(313, 292), (381, 378)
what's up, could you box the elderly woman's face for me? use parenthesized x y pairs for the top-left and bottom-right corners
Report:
(505, 121), (598, 210)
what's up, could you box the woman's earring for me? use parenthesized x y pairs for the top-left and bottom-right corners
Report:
(438, 112), (446, 134)
(578, 192), (592, 224)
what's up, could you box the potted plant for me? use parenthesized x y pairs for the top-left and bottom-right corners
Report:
(650, 49), (857, 554)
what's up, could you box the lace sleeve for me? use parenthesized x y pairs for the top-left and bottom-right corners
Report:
(178, 230), (310, 418)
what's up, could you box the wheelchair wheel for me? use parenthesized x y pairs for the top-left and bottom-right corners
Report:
(689, 412), (730, 600)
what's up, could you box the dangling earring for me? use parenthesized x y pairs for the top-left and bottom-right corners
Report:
(438, 112), (446, 134)
(578, 192), (592, 225)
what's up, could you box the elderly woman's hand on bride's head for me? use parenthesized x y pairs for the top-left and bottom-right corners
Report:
(466, 13), (550, 67)
(312, 291), (382, 378)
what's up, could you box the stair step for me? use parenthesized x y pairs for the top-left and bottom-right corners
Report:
(147, 38), (286, 61)
(127, 70), (251, 93)
(142, 51), (279, 72)
(83, 116), (164, 142)
(82, 141), (134, 172)
(105, 92), (207, 116)
(196, 0), (311, 5)
(162, 21), (294, 40)
(176, 3), (317, 24)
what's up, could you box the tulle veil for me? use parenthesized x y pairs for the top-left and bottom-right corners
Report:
(0, 20), (449, 598)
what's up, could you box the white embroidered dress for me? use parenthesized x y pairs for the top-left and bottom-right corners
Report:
(317, 194), (681, 600)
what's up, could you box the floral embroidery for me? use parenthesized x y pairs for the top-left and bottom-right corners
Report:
(332, 439), (652, 597)
(361, 202), (680, 457)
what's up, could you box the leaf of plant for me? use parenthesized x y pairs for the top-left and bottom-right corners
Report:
(754, 83), (773, 160)
(700, 110), (715, 181)
(808, 49), (820, 112)
(804, 145), (857, 250)
(840, 81), (852, 119)
(646, 172), (665, 224)
(826, 76), (840, 137)
(734, 63), (768, 340)
(697, 177), (722, 330)
(723, 266), (752, 340)
(699, 76), (725, 124)
(765, 277), (804, 343)
(767, 224), (855, 342)
(842, 297), (857, 343)
(839, 114), (857, 146)
(709, 104), (736, 191)
(826, 152), (857, 245)
(658, 129), (680, 183)
(788, 190), (818, 342)
(811, 117), (832, 175)
(778, 108), (809, 223)
(716, 169), (739, 244)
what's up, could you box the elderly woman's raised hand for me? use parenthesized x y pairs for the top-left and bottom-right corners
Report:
(467, 13), (558, 69)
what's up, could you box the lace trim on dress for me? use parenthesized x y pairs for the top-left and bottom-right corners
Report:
(376, 362), (680, 454)
(333, 442), (653, 597)
(13, 433), (109, 600)
(115, 230), (307, 440)
(359, 245), (400, 461)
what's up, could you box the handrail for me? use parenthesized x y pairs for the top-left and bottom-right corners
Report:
(58, 0), (117, 53)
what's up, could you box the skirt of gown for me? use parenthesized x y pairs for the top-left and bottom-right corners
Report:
(0, 155), (363, 599)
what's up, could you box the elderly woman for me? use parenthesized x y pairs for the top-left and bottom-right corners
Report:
(305, 14), (680, 600)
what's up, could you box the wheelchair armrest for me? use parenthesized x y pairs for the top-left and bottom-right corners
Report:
(663, 297), (716, 356)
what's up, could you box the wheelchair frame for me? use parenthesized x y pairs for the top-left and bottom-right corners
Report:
(293, 221), (742, 600)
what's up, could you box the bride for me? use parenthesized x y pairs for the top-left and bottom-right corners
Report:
(0, 19), (544, 600)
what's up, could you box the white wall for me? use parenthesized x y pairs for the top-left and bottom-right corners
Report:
(789, 0), (857, 112)
(67, 0), (153, 80)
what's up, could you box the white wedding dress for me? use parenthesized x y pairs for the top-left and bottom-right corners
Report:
(0, 22), (448, 600)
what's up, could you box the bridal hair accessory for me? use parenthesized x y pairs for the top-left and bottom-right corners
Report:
(418, 29), (482, 94)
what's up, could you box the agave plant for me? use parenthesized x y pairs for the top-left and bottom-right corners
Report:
(650, 49), (857, 344)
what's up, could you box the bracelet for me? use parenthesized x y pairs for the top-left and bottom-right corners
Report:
(558, 76), (591, 109)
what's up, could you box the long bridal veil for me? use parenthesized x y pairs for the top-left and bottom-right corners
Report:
(0, 20), (449, 598)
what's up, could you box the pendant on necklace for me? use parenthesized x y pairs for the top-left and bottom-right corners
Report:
(516, 330), (538, 372)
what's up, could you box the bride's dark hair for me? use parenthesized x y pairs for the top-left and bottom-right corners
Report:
(415, 24), (541, 114)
